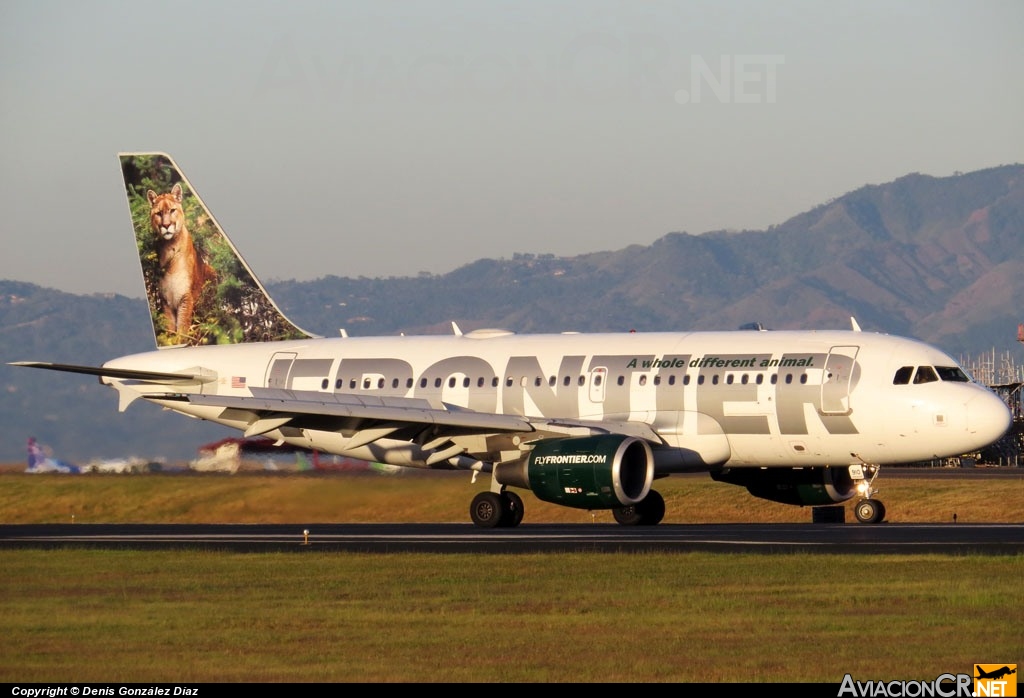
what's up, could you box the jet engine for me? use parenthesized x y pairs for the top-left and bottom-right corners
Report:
(495, 435), (655, 510)
(711, 465), (857, 506)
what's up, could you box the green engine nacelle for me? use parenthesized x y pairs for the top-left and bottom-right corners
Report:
(520, 435), (655, 510)
(711, 466), (857, 506)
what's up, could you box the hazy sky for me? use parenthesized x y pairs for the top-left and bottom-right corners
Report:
(2, 0), (1022, 298)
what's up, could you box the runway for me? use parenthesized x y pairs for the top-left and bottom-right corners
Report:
(1, 522), (1022, 554)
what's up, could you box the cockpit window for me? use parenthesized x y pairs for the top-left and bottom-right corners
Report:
(896, 365), (970, 385)
(936, 365), (970, 382)
(893, 366), (913, 385)
(913, 366), (939, 384)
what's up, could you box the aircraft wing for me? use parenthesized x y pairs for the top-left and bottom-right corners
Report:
(166, 388), (662, 446)
(182, 388), (535, 434)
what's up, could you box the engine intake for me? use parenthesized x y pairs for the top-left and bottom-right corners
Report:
(496, 435), (655, 510)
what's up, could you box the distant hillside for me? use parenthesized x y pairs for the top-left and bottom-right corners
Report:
(272, 164), (1024, 353)
(3, 164), (1023, 462)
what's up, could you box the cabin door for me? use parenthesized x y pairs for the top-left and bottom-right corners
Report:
(821, 345), (859, 415)
(265, 352), (297, 389)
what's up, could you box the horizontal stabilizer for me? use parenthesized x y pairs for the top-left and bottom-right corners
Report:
(8, 361), (216, 384)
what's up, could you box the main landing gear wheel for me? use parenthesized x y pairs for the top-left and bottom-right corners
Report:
(854, 498), (886, 524)
(470, 491), (526, 528)
(470, 491), (504, 529)
(500, 490), (525, 528)
(613, 490), (665, 526)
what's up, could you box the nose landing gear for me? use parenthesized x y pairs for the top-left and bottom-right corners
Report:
(850, 461), (886, 524)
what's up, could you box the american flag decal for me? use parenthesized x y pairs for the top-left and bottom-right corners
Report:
(231, 376), (247, 388)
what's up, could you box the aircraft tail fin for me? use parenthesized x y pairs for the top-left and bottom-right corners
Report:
(26, 437), (80, 474)
(119, 152), (317, 348)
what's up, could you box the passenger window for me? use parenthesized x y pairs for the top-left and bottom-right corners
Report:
(639, 375), (647, 386)
(893, 366), (913, 385)
(914, 366), (939, 384)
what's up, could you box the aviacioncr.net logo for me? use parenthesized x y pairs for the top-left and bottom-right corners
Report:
(838, 673), (973, 697)
(974, 665), (1017, 697)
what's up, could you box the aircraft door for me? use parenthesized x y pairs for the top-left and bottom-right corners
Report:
(821, 345), (859, 415)
(265, 352), (297, 389)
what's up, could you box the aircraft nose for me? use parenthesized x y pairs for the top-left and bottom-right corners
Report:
(966, 390), (1013, 448)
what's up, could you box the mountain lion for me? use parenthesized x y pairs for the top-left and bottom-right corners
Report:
(147, 183), (216, 340)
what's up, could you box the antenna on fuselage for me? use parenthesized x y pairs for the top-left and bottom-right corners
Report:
(850, 317), (862, 332)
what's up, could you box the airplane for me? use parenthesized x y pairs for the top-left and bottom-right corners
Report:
(975, 666), (1016, 681)
(9, 152), (1013, 527)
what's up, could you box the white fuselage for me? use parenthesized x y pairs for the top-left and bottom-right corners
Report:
(103, 328), (1012, 472)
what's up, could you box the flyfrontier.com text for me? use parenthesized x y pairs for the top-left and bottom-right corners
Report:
(533, 455), (608, 465)
(838, 673), (973, 697)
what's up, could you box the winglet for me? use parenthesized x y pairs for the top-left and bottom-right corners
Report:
(850, 317), (862, 332)
(119, 152), (318, 347)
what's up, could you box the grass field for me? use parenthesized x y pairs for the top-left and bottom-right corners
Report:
(1, 469), (1021, 683)
(1, 465), (1022, 524)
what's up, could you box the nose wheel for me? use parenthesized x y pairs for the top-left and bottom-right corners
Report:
(850, 460), (886, 524)
(854, 498), (886, 524)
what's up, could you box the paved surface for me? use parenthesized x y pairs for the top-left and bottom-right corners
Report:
(2, 521), (1022, 554)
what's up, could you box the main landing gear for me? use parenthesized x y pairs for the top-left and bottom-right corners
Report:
(469, 490), (524, 529)
(851, 462), (886, 524)
(612, 490), (666, 526)
(469, 488), (667, 528)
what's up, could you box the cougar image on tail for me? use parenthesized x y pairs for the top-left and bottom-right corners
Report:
(147, 183), (216, 340)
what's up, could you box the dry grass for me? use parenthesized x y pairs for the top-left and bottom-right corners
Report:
(0, 549), (1021, 683)
(0, 467), (1021, 525)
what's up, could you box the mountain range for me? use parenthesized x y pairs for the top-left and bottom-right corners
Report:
(2, 163), (1022, 463)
